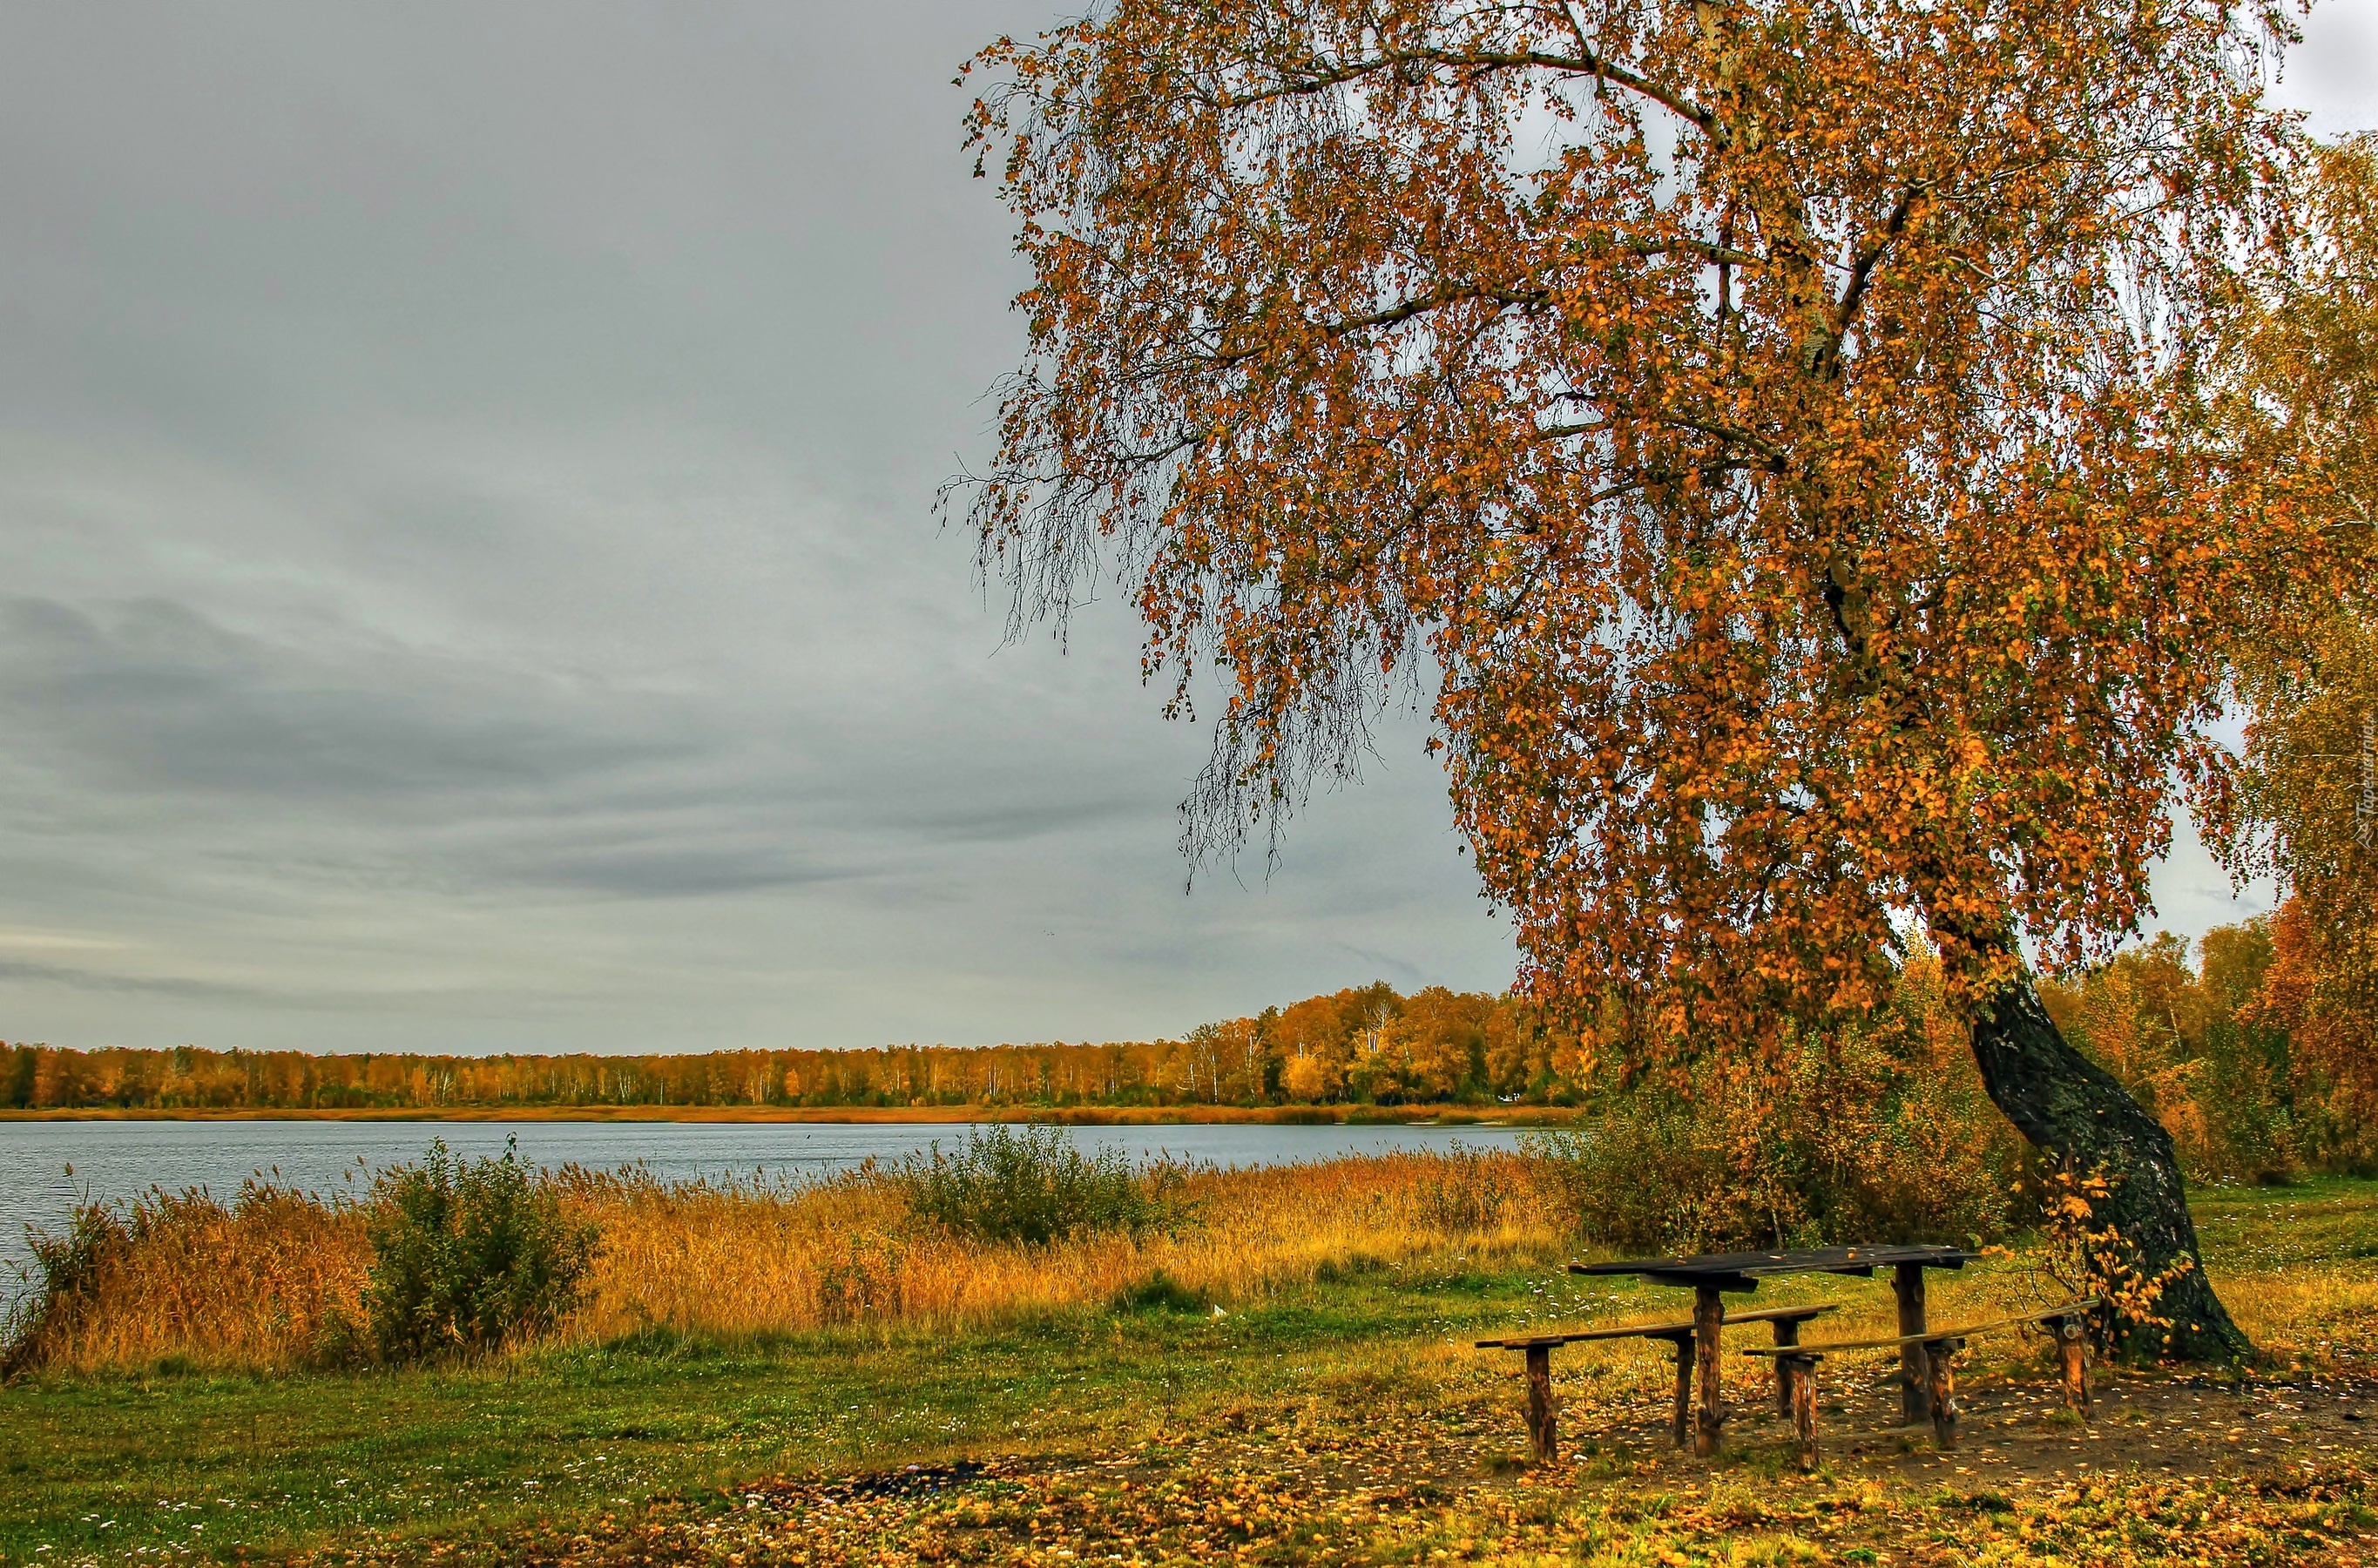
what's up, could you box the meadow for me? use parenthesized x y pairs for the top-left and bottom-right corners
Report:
(2, 1146), (2375, 1566)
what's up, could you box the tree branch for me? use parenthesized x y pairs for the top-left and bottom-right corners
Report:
(1224, 42), (1718, 142)
(1208, 282), (1549, 363)
(1831, 186), (1925, 344)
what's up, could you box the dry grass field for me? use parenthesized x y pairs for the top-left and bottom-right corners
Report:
(10, 1150), (1567, 1375)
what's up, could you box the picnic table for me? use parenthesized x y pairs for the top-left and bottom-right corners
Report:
(1568, 1243), (1978, 1456)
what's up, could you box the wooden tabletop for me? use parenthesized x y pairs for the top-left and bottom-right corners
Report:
(1567, 1243), (1979, 1292)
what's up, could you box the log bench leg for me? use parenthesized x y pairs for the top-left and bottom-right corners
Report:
(1524, 1343), (1557, 1463)
(1670, 1337), (1693, 1450)
(1771, 1319), (1801, 1415)
(1895, 1264), (1930, 1425)
(1925, 1338), (1962, 1450)
(1783, 1355), (1820, 1470)
(2057, 1315), (2091, 1413)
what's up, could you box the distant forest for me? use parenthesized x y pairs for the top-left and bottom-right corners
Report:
(2, 983), (1550, 1112)
(3, 917), (2358, 1178)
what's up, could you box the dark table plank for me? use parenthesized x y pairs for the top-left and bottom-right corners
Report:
(1568, 1243), (1976, 1291)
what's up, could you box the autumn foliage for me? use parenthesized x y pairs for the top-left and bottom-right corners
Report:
(2196, 135), (2378, 1158)
(2040, 912), (2378, 1182)
(1534, 947), (2021, 1254)
(956, 0), (2338, 1050)
(947, 0), (2378, 1361)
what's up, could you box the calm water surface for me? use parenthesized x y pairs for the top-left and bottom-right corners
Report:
(0, 1119), (1528, 1302)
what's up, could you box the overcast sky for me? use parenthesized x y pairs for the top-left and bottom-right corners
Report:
(0, 3), (2370, 1058)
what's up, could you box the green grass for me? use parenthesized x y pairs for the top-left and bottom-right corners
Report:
(0, 1261), (1572, 1564)
(3, 1177), (2374, 1566)
(2190, 1175), (2378, 1268)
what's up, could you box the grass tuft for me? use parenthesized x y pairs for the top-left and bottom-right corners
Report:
(1111, 1269), (1211, 1314)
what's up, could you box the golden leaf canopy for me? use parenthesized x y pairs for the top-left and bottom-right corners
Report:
(956, 0), (2351, 1056)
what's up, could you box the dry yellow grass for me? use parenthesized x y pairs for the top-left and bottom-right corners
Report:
(10, 1152), (1568, 1375)
(2218, 1263), (2378, 1358)
(12, 1185), (374, 1375)
(569, 1152), (1562, 1342)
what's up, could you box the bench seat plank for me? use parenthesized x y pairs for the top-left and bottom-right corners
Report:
(1738, 1298), (2099, 1357)
(1476, 1302), (1835, 1350)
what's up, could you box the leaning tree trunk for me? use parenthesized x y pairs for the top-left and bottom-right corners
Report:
(1969, 975), (2251, 1362)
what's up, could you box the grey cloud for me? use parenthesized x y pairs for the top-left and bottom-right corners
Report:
(0, 597), (694, 806)
(880, 791), (1153, 845)
(0, 956), (280, 1005)
(2279, 3), (2378, 133)
(1328, 945), (1434, 992)
(475, 840), (859, 901)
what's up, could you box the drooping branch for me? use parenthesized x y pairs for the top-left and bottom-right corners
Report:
(1219, 41), (1719, 142)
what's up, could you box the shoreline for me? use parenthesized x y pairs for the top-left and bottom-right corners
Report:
(0, 1104), (1584, 1127)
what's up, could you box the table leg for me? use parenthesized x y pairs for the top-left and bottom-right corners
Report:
(1524, 1344), (1557, 1463)
(1786, 1355), (1819, 1470)
(1693, 1285), (1724, 1457)
(1670, 1336), (1692, 1450)
(1894, 1264), (1929, 1425)
(1771, 1319), (1800, 1415)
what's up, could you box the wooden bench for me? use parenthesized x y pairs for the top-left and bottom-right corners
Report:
(1742, 1298), (2100, 1469)
(1477, 1304), (1838, 1461)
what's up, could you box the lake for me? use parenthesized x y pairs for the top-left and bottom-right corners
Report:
(0, 1118), (1532, 1304)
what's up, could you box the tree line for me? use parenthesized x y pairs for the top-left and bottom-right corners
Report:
(0, 983), (1553, 1113)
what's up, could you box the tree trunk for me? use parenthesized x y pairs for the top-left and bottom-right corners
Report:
(1969, 974), (2250, 1362)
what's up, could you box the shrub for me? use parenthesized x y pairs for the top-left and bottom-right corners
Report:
(892, 1124), (1189, 1246)
(361, 1138), (598, 1362)
(1524, 1108), (1718, 1256)
(2031, 1163), (2206, 1358)
(1527, 1019), (2018, 1255)
(1110, 1268), (1209, 1313)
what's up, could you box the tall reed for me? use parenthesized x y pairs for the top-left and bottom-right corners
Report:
(3, 1179), (371, 1376)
